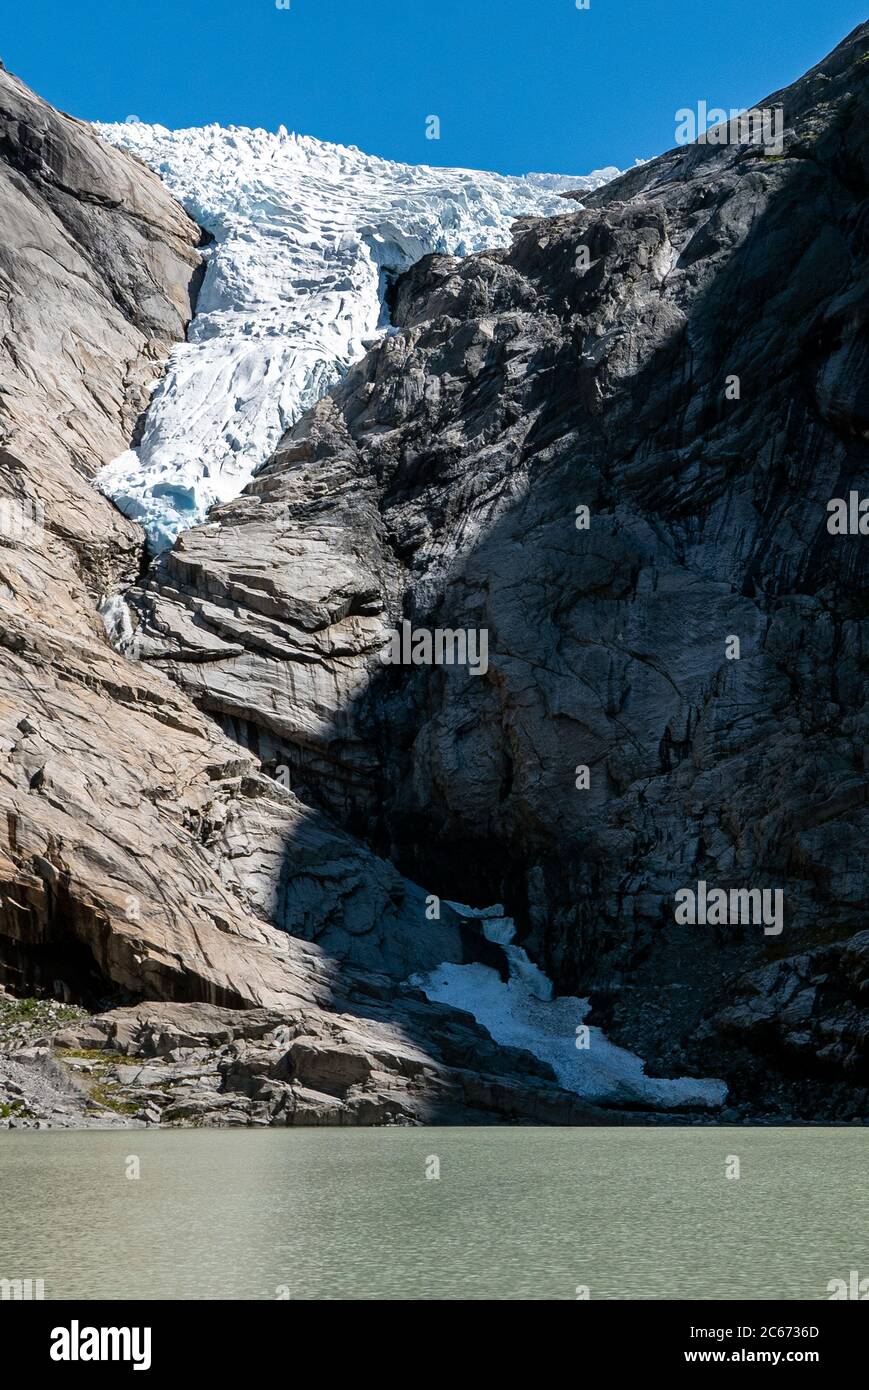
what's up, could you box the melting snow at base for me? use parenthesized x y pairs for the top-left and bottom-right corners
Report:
(413, 906), (727, 1110)
(94, 118), (619, 551)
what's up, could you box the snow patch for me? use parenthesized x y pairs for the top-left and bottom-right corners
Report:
(411, 904), (728, 1112)
(93, 119), (619, 550)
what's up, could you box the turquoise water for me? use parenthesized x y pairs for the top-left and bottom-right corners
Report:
(1, 1126), (865, 1300)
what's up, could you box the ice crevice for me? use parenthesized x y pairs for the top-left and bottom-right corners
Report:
(93, 119), (620, 552)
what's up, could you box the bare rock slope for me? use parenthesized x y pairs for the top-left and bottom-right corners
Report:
(0, 66), (604, 1127)
(130, 26), (869, 1118)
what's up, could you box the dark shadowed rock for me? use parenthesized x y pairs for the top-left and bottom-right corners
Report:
(129, 26), (869, 1118)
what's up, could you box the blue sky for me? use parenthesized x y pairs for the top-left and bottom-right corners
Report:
(3, 1), (865, 174)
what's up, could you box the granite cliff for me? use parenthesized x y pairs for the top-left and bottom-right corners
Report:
(0, 65), (610, 1126)
(127, 24), (869, 1119)
(2, 25), (867, 1125)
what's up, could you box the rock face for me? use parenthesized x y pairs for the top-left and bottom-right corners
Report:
(128, 26), (869, 1118)
(0, 67), (619, 1125)
(1, 992), (608, 1130)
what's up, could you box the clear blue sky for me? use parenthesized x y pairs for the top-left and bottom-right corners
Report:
(3, 1), (865, 174)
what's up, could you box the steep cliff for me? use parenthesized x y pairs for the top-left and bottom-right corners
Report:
(128, 25), (869, 1118)
(0, 66), (621, 1126)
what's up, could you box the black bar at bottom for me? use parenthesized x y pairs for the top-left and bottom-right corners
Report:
(2, 1299), (865, 1373)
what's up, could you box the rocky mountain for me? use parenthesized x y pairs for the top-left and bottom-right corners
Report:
(0, 63), (628, 1127)
(1, 22), (867, 1127)
(125, 23), (869, 1120)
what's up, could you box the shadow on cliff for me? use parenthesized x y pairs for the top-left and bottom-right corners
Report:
(269, 40), (869, 1106)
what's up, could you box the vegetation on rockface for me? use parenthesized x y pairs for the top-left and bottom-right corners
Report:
(0, 992), (137, 1127)
(55, 1047), (128, 1064)
(86, 1082), (140, 1116)
(0, 1098), (30, 1119)
(0, 994), (88, 1046)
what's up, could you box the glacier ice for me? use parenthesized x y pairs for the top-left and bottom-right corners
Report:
(411, 905), (728, 1110)
(93, 118), (619, 551)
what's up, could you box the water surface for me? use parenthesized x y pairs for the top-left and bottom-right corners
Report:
(1, 1127), (864, 1299)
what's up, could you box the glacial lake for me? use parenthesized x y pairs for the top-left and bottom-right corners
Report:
(1, 1126), (865, 1300)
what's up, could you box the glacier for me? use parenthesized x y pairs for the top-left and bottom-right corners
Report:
(94, 117), (619, 551)
(412, 906), (728, 1111)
